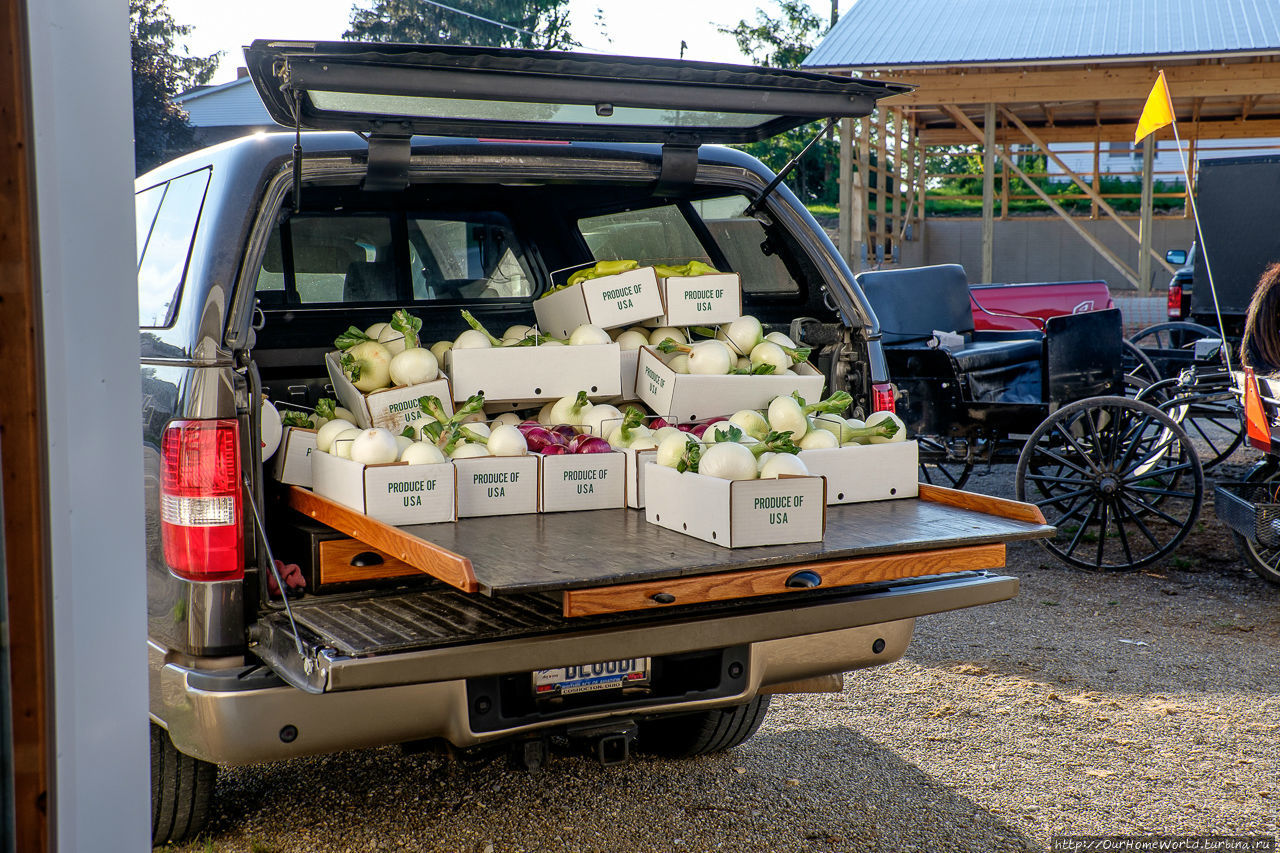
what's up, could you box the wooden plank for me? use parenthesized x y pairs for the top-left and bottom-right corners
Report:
(900, 117), (917, 240)
(869, 61), (1280, 107)
(317, 538), (423, 587)
(942, 104), (1142, 288)
(563, 543), (1007, 617)
(918, 483), (1047, 525)
(288, 487), (478, 593)
(919, 117), (1280, 145)
(857, 117), (871, 264)
(838, 116), (852, 261)
(876, 107), (887, 259)
(890, 108), (902, 246)
(1139, 135), (1155, 294)
(1000, 107), (1177, 276)
(1091, 134), (1101, 220)
(0, 0), (49, 845)
(981, 102), (995, 282)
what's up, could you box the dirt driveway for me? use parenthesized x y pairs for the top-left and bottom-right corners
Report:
(171, 462), (1280, 853)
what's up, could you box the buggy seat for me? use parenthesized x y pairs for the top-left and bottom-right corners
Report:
(855, 264), (1043, 404)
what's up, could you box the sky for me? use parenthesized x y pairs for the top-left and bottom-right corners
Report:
(166, 0), (837, 85)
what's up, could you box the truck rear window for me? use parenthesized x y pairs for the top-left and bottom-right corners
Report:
(577, 196), (799, 296)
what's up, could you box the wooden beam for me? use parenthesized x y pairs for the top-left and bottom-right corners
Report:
(838, 116), (852, 261)
(1091, 134), (1101, 220)
(563, 543), (1007, 617)
(918, 116), (1280, 145)
(876, 106), (887, 260)
(1000, 107), (1175, 275)
(916, 131), (927, 228)
(874, 61), (1280, 106)
(1139, 135), (1155, 294)
(900, 117), (918, 240)
(1, 0), (50, 842)
(857, 117), (871, 265)
(942, 104), (1142, 288)
(890, 109), (903, 249)
(981, 102), (995, 282)
(1184, 135), (1197, 220)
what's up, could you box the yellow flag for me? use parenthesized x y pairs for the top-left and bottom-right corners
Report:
(1135, 71), (1175, 143)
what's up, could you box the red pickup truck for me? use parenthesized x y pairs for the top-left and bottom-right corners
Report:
(969, 281), (1115, 332)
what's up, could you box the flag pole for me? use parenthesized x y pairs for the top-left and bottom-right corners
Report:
(1169, 118), (1232, 372)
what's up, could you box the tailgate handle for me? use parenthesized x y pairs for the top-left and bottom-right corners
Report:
(350, 551), (385, 568)
(785, 570), (822, 589)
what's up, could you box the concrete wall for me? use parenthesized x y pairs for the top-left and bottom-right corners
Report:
(896, 217), (1197, 290)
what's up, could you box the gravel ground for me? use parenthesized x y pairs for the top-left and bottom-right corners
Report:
(167, 458), (1280, 853)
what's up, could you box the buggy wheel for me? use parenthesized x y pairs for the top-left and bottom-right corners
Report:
(916, 436), (974, 489)
(1127, 321), (1222, 380)
(1016, 396), (1203, 571)
(1121, 340), (1161, 386)
(1230, 460), (1280, 586)
(1156, 393), (1244, 471)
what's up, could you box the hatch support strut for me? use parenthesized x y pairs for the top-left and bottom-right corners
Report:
(743, 117), (837, 217)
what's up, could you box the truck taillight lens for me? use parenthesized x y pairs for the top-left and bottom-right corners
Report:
(160, 419), (243, 581)
(1167, 284), (1183, 319)
(872, 383), (896, 413)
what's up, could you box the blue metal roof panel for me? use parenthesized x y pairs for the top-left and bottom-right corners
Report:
(804, 0), (1280, 67)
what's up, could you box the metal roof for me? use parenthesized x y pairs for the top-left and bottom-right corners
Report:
(804, 0), (1280, 68)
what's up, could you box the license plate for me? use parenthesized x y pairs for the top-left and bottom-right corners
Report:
(533, 658), (650, 697)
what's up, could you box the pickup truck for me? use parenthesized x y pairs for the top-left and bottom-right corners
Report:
(969, 280), (1115, 332)
(140, 41), (1051, 844)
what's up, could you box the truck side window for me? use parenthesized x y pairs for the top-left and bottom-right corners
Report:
(689, 196), (799, 296)
(256, 215), (395, 304)
(136, 168), (211, 327)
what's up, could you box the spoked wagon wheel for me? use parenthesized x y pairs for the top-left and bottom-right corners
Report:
(1015, 396), (1203, 571)
(1121, 340), (1162, 386)
(1229, 460), (1280, 586)
(917, 436), (974, 489)
(1128, 321), (1220, 370)
(1135, 378), (1244, 471)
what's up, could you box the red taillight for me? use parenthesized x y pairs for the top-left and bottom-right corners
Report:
(872, 383), (896, 413)
(160, 419), (243, 581)
(1167, 284), (1183, 319)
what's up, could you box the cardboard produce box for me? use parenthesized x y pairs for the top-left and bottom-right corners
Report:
(311, 451), (456, 526)
(538, 451), (626, 512)
(634, 346), (826, 424)
(272, 426), (317, 488)
(325, 351), (453, 434)
(533, 267), (666, 335)
(644, 463), (826, 547)
(645, 273), (743, 327)
(453, 455), (540, 517)
(797, 441), (920, 505)
(616, 348), (641, 402)
(447, 343), (621, 404)
(621, 446), (657, 509)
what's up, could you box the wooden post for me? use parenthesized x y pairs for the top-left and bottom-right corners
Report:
(838, 116), (853, 262)
(876, 107), (888, 262)
(917, 138), (928, 260)
(900, 117), (918, 241)
(890, 109), (903, 255)
(1, 0), (51, 846)
(981, 102), (995, 283)
(857, 118), (871, 266)
(1184, 135), (1197, 219)
(1091, 135), (1101, 220)
(1139, 135), (1155, 294)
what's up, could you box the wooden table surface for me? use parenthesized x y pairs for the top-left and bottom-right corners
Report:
(392, 498), (1053, 595)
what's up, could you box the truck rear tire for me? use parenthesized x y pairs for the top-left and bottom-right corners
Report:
(637, 696), (770, 757)
(151, 722), (217, 845)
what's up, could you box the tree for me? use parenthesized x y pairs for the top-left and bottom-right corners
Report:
(719, 2), (836, 205)
(345, 0), (575, 50)
(131, 0), (220, 174)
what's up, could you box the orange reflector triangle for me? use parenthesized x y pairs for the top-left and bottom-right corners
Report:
(1243, 368), (1273, 451)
